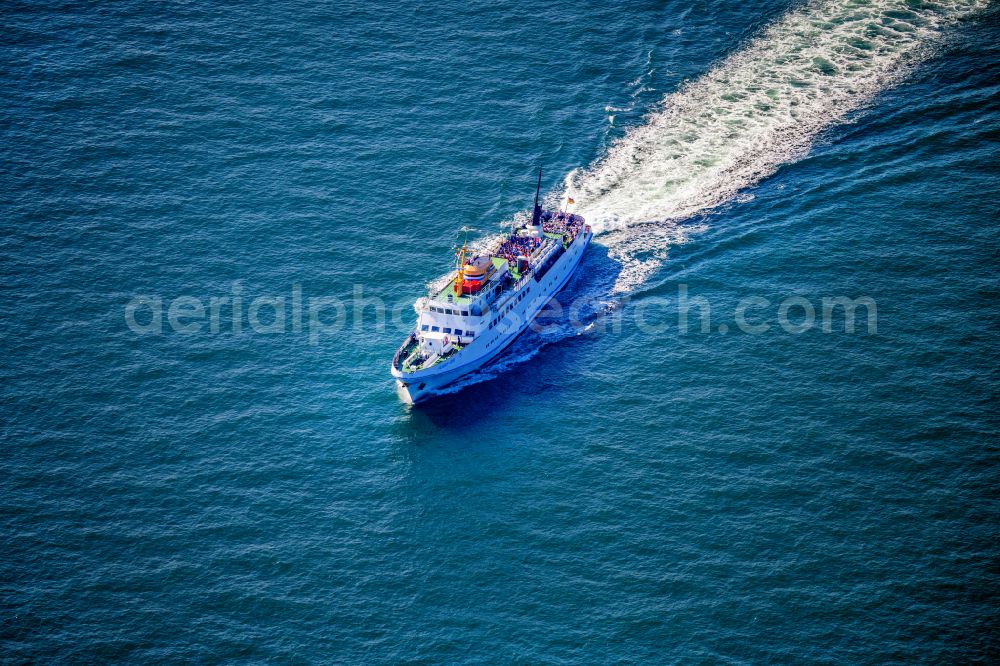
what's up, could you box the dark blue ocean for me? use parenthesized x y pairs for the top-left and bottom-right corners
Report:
(3, 0), (998, 661)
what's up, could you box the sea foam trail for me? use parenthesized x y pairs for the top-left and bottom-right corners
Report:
(566, 0), (987, 292)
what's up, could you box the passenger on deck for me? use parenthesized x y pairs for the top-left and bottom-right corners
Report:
(542, 212), (582, 238)
(496, 233), (541, 267)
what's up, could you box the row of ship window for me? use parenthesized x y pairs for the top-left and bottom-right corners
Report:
(424, 287), (533, 336)
(429, 305), (469, 317)
(420, 324), (474, 338)
(487, 289), (530, 330)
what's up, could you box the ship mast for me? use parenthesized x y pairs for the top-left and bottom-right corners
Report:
(531, 168), (542, 227)
(454, 233), (468, 295)
(528, 167), (543, 238)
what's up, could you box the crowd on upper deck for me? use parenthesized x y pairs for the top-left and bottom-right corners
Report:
(491, 212), (584, 269)
(496, 234), (540, 267)
(542, 211), (583, 238)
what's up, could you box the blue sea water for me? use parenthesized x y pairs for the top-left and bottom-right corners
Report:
(2, 0), (999, 662)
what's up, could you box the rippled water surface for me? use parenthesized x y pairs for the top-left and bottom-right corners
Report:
(2, 0), (998, 661)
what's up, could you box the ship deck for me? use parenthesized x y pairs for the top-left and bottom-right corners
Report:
(431, 232), (567, 304)
(433, 256), (510, 304)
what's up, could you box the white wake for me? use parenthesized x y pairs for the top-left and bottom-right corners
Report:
(565, 0), (987, 292)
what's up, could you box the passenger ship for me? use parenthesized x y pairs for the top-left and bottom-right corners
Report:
(391, 172), (592, 404)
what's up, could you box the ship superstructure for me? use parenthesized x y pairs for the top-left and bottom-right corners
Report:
(390, 172), (592, 404)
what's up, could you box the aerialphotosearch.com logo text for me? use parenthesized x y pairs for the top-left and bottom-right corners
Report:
(124, 282), (877, 343)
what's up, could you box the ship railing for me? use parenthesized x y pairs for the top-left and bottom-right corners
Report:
(392, 332), (417, 369)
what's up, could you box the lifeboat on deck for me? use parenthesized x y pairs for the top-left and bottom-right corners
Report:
(459, 255), (492, 294)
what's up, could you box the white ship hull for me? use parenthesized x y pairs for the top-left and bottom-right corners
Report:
(392, 226), (592, 404)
